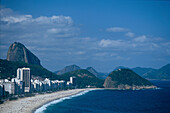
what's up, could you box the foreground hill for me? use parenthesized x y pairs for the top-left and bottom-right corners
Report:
(0, 59), (58, 80)
(55, 64), (81, 75)
(58, 69), (104, 88)
(7, 42), (41, 66)
(104, 69), (156, 89)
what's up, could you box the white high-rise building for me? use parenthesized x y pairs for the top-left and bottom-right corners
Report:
(17, 67), (31, 92)
(70, 77), (75, 84)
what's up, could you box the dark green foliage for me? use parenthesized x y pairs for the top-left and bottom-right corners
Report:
(108, 69), (153, 86)
(0, 59), (59, 80)
(58, 69), (104, 88)
(0, 59), (104, 88)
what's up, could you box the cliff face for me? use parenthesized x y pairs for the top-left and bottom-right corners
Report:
(7, 42), (41, 66)
(104, 69), (155, 89)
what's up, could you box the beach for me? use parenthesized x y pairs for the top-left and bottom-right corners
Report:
(0, 89), (87, 113)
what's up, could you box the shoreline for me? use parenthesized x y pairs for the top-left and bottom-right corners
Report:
(0, 89), (90, 113)
(0, 87), (158, 113)
(33, 89), (95, 113)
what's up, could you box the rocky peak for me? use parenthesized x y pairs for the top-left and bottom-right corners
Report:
(7, 42), (41, 66)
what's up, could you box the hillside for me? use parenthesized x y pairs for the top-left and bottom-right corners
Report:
(0, 59), (58, 80)
(58, 69), (104, 88)
(55, 64), (81, 75)
(86, 67), (98, 76)
(132, 64), (170, 80)
(143, 64), (170, 80)
(104, 69), (155, 89)
(132, 67), (157, 77)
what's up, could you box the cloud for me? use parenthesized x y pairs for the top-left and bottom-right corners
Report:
(1, 7), (170, 72)
(99, 39), (126, 47)
(0, 7), (79, 40)
(1, 15), (32, 24)
(106, 27), (129, 32)
(125, 32), (135, 37)
(134, 35), (147, 42)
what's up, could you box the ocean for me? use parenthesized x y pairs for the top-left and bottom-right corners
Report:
(35, 80), (170, 113)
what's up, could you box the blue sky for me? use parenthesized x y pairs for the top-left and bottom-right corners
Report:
(0, 0), (170, 72)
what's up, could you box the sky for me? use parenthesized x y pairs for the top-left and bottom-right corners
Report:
(0, 0), (170, 72)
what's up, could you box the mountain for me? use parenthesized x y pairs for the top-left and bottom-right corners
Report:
(103, 69), (155, 89)
(0, 59), (58, 80)
(7, 42), (41, 66)
(132, 64), (170, 80)
(143, 64), (170, 80)
(86, 67), (108, 79)
(86, 67), (99, 77)
(55, 64), (81, 75)
(132, 67), (157, 77)
(58, 69), (104, 88)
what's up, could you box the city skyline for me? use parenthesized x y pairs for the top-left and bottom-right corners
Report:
(0, 0), (170, 72)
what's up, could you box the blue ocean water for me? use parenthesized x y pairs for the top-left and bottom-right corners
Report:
(38, 81), (170, 113)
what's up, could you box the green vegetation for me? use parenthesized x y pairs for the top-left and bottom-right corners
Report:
(108, 69), (153, 86)
(0, 59), (104, 88)
(0, 59), (59, 80)
(59, 69), (104, 88)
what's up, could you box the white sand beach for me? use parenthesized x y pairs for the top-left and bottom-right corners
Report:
(0, 89), (87, 113)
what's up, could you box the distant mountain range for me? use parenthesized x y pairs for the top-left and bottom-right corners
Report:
(55, 63), (170, 80)
(132, 64), (170, 80)
(112, 65), (170, 80)
(55, 65), (108, 79)
(55, 64), (81, 75)
(1, 42), (169, 89)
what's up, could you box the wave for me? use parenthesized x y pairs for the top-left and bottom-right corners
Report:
(34, 89), (95, 113)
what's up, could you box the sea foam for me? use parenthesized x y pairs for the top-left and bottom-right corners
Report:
(34, 89), (95, 113)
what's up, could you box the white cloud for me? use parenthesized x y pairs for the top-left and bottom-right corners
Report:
(1, 14), (73, 26)
(34, 16), (73, 25)
(134, 35), (147, 42)
(47, 28), (76, 35)
(0, 7), (78, 39)
(0, 7), (14, 17)
(1, 15), (32, 24)
(106, 27), (128, 32)
(125, 32), (135, 37)
(99, 39), (125, 47)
